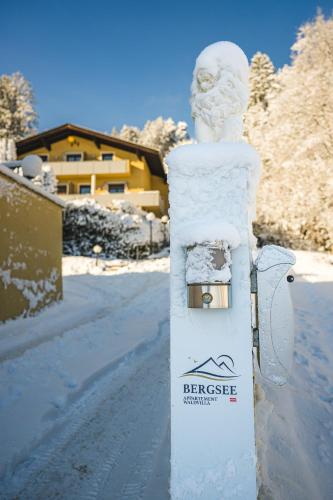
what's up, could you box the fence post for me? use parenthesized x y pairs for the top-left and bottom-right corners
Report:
(167, 41), (259, 499)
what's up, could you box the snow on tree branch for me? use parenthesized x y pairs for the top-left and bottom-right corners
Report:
(112, 116), (191, 157)
(245, 13), (333, 252)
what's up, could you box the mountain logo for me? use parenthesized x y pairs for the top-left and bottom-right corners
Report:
(181, 355), (240, 381)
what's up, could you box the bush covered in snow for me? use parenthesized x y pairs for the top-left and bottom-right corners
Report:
(32, 164), (58, 194)
(63, 199), (168, 258)
(253, 215), (332, 253)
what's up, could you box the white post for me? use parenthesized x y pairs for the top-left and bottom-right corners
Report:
(91, 173), (96, 195)
(167, 41), (260, 500)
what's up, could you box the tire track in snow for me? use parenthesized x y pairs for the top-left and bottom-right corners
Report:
(3, 322), (170, 500)
(98, 366), (170, 500)
(0, 269), (165, 363)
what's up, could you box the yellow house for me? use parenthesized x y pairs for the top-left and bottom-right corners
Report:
(16, 123), (168, 216)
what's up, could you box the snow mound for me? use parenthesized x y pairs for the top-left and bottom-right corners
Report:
(179, 220), (240, 249)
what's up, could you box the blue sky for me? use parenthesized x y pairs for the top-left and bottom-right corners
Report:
(1, 0), (333, 135)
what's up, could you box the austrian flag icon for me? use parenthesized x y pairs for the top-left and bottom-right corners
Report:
(229, 397), (237, 403)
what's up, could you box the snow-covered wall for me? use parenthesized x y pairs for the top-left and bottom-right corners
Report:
(0, 170), (63, 321)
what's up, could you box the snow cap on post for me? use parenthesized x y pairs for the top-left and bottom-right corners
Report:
(191, 41), (250, 142)
(194, 41), (249, 85)
(146, 212), (156, 222)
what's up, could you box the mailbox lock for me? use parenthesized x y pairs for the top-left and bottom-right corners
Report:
(287, 275), (294, 283)
(202, 292), (213, 304)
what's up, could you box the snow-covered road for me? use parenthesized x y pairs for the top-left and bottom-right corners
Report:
(0, 256), (170, 499)
(7, 327), (170, 500)
(0, 251), (332, 500)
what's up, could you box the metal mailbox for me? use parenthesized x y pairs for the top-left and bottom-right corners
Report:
(186, 242), (232, 309)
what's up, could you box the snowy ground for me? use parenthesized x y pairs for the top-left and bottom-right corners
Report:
(257, 251), (333, 500)
(0, 251), (332, 499)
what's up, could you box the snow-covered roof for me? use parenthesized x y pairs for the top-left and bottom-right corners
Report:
(0, 164), (66, 208)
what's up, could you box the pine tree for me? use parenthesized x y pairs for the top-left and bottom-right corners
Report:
(0, 72), (38, 140)
(248, 52), (277, 110)
(245, 52), (277, 170)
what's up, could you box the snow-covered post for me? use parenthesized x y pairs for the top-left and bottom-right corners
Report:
(167, 42), (260, 499)
(146, 212), (156, 255)
(93, 244), (102, 266)
(161, 215), (169, 247)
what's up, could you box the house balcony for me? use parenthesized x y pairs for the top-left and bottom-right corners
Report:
(49, 160), (130, 176)
(59, 190), (164, 213)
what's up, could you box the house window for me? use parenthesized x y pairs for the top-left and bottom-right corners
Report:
(57, 184), (68, 194)
(66, 153), (83, 162)
(79, 185), (91, 194)
(102, 153), (114, 161)
(108, 183), (125, 193)
(39, 155), (49, 162)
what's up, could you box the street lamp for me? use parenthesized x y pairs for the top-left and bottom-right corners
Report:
(92, 244), (103, 266)
(161, 215), (169, 247)
(146, 212), (156, 255)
